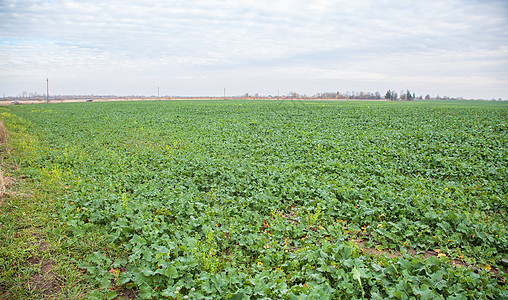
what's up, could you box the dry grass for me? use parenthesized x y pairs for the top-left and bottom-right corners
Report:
(0, 120), (6, 197)
(0, 120), (28, 201)
(0, 120), (7, 147)
(0, 165), (4, 197)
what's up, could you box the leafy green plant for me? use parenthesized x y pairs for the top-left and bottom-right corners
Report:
(1, 100), (507, 298)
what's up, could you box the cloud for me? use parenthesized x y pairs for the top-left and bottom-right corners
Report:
(0, 0), (507, 98)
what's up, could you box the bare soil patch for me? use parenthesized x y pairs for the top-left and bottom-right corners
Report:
(118, 287), (138, 299)
(352, 238), (506, 279)
(28, 257), (63, 297)
(24, 228), (66, 298)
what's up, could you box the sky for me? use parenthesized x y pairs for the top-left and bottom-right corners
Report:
(1, 0), (508, 99)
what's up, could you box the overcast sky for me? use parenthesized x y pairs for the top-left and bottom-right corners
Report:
(1, 0), (508, 99)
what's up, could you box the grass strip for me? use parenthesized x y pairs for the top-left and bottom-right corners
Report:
(0, 118), (113, 299)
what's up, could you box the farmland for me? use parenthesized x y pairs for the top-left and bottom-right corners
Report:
(1, 100), (507, 299)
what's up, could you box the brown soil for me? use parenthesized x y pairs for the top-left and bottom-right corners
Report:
(280, 208), (505, 278)
(27, 257), (63, 297)
(0, 121), (7, 146)
(25, 229), (66, 298)
(352, 238), (506, 278)
(118, 288), (138, 299)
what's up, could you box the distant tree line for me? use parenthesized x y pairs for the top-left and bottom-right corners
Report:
(385, 90), (418, 101)
(302, 90), (465, 101)
(311, 91), (382, 100)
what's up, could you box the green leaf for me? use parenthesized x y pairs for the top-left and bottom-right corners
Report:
(106, 290), (118, 300)
(412, 284), (433, 298)
(352, 267), (365, 298)
(113, 258), (127, 268)
(164, 265), (178, 279)
(352, 267), (361, 283)
(117, 272), (132, 285)
(141, 266), (154, 276)
(86, 290), (102, 300)
(230, 291), (247, 300)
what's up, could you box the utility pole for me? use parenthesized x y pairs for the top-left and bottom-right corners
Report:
(158, 86), (160, 98)
(278, 90), (280, 100)
(224, 88), (226, 99)
(46, 78), (49, 103)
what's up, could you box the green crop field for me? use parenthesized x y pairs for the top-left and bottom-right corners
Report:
(1, 100), (507, 299)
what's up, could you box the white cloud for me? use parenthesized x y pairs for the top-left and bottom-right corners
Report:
(0, 0), (507, 98)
